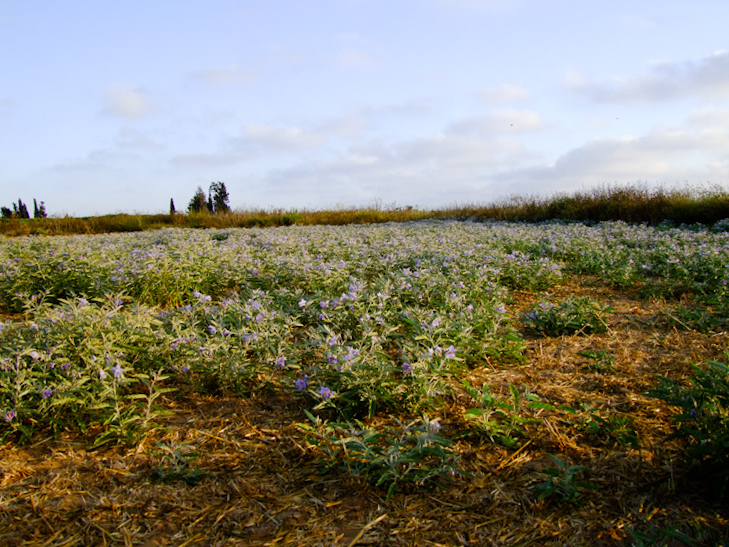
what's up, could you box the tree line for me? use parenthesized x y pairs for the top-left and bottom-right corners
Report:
(1, 198), (47, 219)
(171, 181), (231, 215)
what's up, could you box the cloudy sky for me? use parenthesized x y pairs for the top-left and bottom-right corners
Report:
(2, 1), (729, 216)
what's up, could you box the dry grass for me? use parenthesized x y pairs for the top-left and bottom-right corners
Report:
(2, 277), (728, 546)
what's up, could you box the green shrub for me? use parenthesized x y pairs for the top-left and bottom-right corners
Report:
(649, 360), (729, 499)
(522, 297), (611, 336)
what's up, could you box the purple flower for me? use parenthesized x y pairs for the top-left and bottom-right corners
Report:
(494, 305), (507, 314)
(444, 346), (457, 359)
(4, 410), (16, 422)
(98, 369), (107, 380)
(111, 363), (124, 380)
(29, 350), (40, 361)
(328, 354), (338, 365)
(208, 325), (217, 334)
(78, 297), (89, 307)
(430, 317), (441, 329)
(317, 386), (333, 399)
(295, 378), (308, 391)
(276, 356), (286, 368)
(42, 388), (53, 399)
(402, 363), (412, 375)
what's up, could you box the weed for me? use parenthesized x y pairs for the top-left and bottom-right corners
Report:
(533, 453), (599, 504)
(299, 411), (464, 500)
(522, 296), (611, 336)
(649, 360), (729, 499)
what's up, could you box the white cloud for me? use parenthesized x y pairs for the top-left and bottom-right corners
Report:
(492, 126), (729, 197)
(478, 84), (529, 104)
(170, 151), (251, 167)
(564, 50), (729, 103)
(334, 49), (377, 69)
(448, 108), (546, 135)
(187, 65), (255, 85)
(102, 85), (155, 119)
(433, 0), (519, 10)
(116, 127), (164, 150)
(241, 124), (327, 151)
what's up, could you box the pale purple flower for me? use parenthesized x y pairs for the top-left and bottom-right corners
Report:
(328, 355), (338, 365)
(494, 305), (507, 314)
(317, 386), (333, 399)
(402, 363), (412, 375)
(98, 369), (107, 380)
(111, 363), (124, 380)
(298, 299), (308, 308)
(276, 356), (286, 368)
(208, 325), (217, 334)
(29, 350), (40, 360)
(444, 346), (457, 359)
(295, 378), (308, 391)
(4, 410), (16, 422)
(42, 388), (53, 399)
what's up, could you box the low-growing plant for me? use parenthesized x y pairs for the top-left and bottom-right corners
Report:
(461, 380), (555, 447)
(577, 349), (616, 373)
(522, 296), (611, 336)
(149, 442), (208, 486)
(649, 360), (729, 499)
(578, 406), (639, 448)
(299, 411), (463, 500)
(533, 453), (599, 504)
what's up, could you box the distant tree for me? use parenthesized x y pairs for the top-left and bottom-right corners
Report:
(14, 199), (29, 219)
(209, 181), (230, 214)
(1, 207), (12, 219)
(33, 199), (47, 219)
(188, 186), (209, 213)
(169, 198), (176, 215)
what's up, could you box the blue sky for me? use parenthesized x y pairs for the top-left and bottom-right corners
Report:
(2, 1), (729, 216)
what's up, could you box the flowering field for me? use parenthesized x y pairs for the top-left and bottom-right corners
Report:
(1, 220), (729, 545)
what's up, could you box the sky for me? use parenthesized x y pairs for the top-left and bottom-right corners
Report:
(2, 0), (729, 217)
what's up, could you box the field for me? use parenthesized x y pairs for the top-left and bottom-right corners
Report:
(1, 220), (729, 546)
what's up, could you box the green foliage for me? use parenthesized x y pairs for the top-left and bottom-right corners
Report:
(149, 442), (208, 485)
(649, 361), (729, 498)
(578, 406), (639, 448)
(533, 454), (599, 504)
(577, 349), (616, 373)
(299, 412), (463, 500)
(461, 380), (555, 447)
(522, 296), (611, 336)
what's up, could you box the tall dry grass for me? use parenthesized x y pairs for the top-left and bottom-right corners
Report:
(2, 183), (728, 236)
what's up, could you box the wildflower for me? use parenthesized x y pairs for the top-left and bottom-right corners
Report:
(430, 317), (441, 329)
(78, 297), (89, 307)
(402, 363), (412, 375)
(111, 363), (124, 380)
(428, 419), (442, 433)
(295, 378), (308, 391)
(444, 346), (457, 359)
(298, 299), (308, 307)
(98, 369), (107, 380)
(42, 388), (53, 399)
(328, 355), (338, 365)
(317, 386), (333, 399)
(276, 356), (286, 368)
(494, 305), (507, 314)
(181, 365), (190, 373)
(4, 410), (16, 422)
(29, 350), (40, 360)
(208, 325), (217, 334)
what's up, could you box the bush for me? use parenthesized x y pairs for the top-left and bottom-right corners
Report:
(522, 297), (611, 336)
(649, 360), (729, 499)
